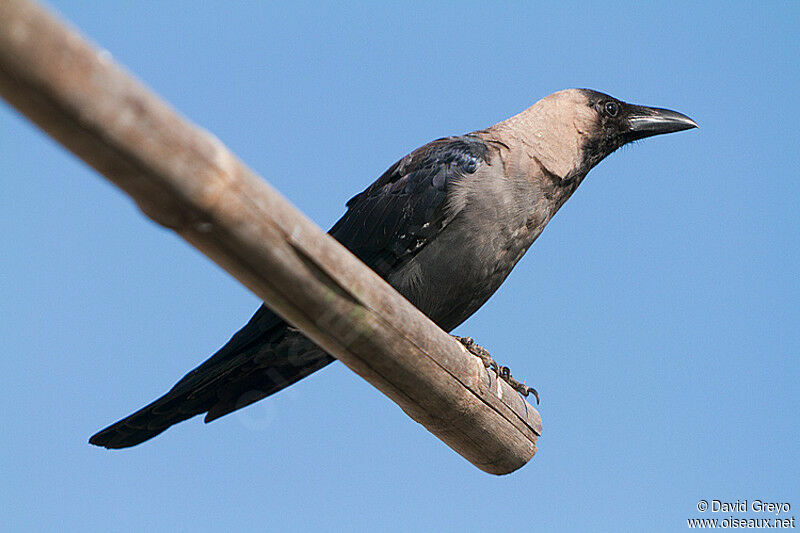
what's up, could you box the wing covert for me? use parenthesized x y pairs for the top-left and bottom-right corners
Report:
(329, 134), (488, 277)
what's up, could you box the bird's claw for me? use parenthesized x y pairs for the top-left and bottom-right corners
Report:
(454, 336), (493, 368)
(505, 374), (540, 404)
(453, 335), (540, 404)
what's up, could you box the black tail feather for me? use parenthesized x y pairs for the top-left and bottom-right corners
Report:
(88, 392), (206, 449)
(89, 306), (336, 449)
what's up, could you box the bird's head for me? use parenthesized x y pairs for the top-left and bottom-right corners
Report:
(576, 88), (698, 172)
(497, 88), (697, 180)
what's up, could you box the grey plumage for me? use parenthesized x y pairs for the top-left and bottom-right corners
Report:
(90, 89), (696, 449)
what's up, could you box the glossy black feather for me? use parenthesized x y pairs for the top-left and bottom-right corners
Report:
(330, 134), (488, 276)
(90, 134), (489, 448)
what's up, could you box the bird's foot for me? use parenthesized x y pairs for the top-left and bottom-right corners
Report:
(454, 336), (494, 367)
(499, 368), (540, 404)
(453, 336), (539, 404)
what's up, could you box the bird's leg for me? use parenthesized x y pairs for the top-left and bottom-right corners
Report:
(453, 336), (494, 368)
(453, 336), (539, 404)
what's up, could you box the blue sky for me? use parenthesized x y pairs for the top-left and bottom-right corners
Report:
(1, 1), (798, 531)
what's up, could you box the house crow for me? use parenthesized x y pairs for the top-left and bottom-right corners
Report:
(90, 89), (696, 449)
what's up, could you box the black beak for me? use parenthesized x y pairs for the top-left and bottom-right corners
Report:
(624, 105), (698, 142)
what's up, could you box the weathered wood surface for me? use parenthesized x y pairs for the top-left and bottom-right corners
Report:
(0, 0), (541, 474)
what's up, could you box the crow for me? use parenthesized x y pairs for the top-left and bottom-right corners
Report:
(90, 89), (696, 448)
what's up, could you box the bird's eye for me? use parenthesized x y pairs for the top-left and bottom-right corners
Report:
(604, 101), (619, 117)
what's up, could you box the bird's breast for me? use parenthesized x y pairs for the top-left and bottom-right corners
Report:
(388, 201), (543, 331)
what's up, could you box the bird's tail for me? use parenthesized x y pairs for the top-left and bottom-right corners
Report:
(89, 306), (334, 449)
(89, 350), (333, 449)
(88, 389), (208, 449)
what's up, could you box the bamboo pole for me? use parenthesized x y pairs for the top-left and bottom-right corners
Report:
(0, 0), (541, 474)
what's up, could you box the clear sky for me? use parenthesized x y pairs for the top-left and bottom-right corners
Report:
(2, 1), (798, 531)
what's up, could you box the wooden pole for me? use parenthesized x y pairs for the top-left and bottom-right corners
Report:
(0, 0), (541, 474)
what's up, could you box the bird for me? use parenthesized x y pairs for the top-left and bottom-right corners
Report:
(89, 88), (697, 449)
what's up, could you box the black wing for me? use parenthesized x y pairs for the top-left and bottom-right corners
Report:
(176, 134), (491, 396)
(330, 134), (488, 277)
(89, 134), (489, 448)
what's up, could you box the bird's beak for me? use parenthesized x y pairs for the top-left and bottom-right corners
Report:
(624, 105), (698, 142)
